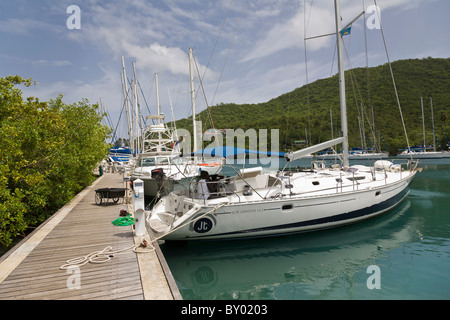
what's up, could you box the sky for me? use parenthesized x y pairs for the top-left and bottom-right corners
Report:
(1, 0), (449, 139)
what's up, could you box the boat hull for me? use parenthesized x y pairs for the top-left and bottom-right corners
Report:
(397, 152), (443, 159)
(150, 173), (415, 240)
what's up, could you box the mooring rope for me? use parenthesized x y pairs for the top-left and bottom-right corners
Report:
(59, 203), (226, 270)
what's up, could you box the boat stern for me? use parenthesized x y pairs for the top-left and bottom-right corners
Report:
(147, 192), (204, 239)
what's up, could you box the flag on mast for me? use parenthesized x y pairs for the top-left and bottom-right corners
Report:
(341, 26), (352, 36)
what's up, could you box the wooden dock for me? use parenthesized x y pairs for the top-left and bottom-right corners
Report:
(0, 173), (182, 300)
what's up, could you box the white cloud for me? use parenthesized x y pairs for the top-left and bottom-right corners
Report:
(22, 66), (118, 104)
(239, 2), (335, 63)
(64, 1), (215, 78)
(367, 0), (438, 11)
(239, 0), (439, 64)
(4, 0), (447, 126)
(122, 42), (190, 76)
(240, 10), (303, 63)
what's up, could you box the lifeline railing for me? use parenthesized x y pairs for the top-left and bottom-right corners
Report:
(169, 159), (421, 205)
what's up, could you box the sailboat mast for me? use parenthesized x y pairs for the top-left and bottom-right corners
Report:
(188, 48), (198, 155)
(334, 0), (349, 167)
(132, 62), (142, 155)
(330, 108), (334, 139)
(155, 73), (161, 120)
(155, 73), (162, 152)
(421, 97), (426, 149)
(430, 96), (436, 152)
(121, 56), (134, 155)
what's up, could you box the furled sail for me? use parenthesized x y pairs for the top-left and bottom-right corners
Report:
(286, 137), (344, 161)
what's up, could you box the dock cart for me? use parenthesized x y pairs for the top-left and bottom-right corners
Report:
(95, 188), (127, 205)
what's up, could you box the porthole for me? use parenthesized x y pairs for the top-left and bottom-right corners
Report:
(282, 204), (294, 211)
(312, 181), (320, 186)
(375, 191), (381, 197)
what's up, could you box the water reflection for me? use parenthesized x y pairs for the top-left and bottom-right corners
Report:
(161, 199), (419, 299)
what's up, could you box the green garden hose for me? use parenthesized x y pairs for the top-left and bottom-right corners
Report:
(111, 215), (135, 226)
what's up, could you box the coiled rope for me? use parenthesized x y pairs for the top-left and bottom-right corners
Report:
(60, 204), (225, 270)
(59, 237), (154, 270)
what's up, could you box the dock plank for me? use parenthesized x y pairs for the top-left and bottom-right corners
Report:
(0, 173), (181, 300)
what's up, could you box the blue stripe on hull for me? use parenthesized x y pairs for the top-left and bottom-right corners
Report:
(194, 186), (411, 240)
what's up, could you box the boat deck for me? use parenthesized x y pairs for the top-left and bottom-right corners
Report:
(0, 173), (181, 300)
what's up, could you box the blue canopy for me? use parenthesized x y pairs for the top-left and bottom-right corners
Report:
(109, 147), (132, 154)
(190, 146), (285, 158)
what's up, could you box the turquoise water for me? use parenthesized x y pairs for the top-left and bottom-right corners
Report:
(161, 160), (450, 300)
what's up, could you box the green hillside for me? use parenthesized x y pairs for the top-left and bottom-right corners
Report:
(175, 57), (450, 155)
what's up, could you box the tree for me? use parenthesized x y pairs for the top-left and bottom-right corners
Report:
(0, 76), (111, 247)
(440, 112), (448, 124)
(174, 58), (450, 154)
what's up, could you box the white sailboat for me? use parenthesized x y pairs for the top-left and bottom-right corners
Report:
(147, 0), (420, 240)
(397, 97), (448, 159)
(349, 103), (389, 160)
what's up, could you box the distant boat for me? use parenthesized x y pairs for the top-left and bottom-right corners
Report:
(108, 146), (132, 162)
(349, 147), (389, 160)
(315, 147), (388, 160)
(350, 101), (389, 160)
(397, 145), (443, 159)
(315, 107), (389, 161)
(314, 148), (341, 160)
(398, 97), (449, 159)
(106, 146), (132, 171)
(147, 0), (420, 241)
